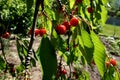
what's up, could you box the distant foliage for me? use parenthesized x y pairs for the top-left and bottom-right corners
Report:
(0, 0), (33, 36)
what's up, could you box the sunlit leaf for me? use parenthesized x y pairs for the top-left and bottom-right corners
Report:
(101, 0), (108, 4)
(100, 5), (108, 25)
(81, 29), (94, 64)
(90, 31), (106, 77)
(69, 0), (76, 9)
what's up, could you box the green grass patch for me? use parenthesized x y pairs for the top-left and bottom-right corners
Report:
(100, 24), (120, 37)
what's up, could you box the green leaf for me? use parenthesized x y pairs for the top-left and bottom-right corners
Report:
(44, 0), (52, 8)
(0, 56), (6, 70)
(26, 0), (34, 11)
(79, 71), (90, 80)
(36, 37), (57, 80)
(103, 67), (116, 80)
(95, 12), (101, 20)
(81, 29), (94, 64)
(90, 31), (106, 77)
(51, 29), (66, 52)
(115, 71), (120, 80)
(69, 0), (76, 9)
(22, 45), (27, 57)
(16, 64), (25, 73)
(100, 5), (108, 25)
(30, 57), (36, 67)
(81, 56), (86, 65)
(101, 0), (108, 4)
(16, 39), (24, 62)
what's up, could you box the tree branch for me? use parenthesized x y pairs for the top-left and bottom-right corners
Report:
(25, 0), (44, 78)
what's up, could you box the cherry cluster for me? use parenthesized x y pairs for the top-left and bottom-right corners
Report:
(74, 0), (94, 13)
(56, 63), (67, 79)
(29, 28), (46, 37)
(106, 58), (117, 68)
(56, 16), (79, 35)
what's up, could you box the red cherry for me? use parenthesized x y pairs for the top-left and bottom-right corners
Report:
(76, 0), (83, 4)
(56, 25), (66, 34)
(34, 29), (40, 36)
(70, 17), (79, 26)
(61, 69), (67, 75)
(106, 61), (110, 68)
(29, 28), (39, 36)
(39, 28), (46, 37)
(62, 21), (71, 30)
(2, 32), (10, 39)
(87, 7), (94, 13)
(110, 59), (117, 66)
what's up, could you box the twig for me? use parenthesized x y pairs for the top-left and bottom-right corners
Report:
(78, 16), (92, 30)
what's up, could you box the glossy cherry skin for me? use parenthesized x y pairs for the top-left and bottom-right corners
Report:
(29, 28), (40, 36)
(61, 69), (67, 75)
(62, 21), (71, 30)
(110, 59), (117, 66)
(70, 17), (79, 26)
(56, 25), (66, 34)
(87, 7), (94, 13)
(39, 28), (46, 37)
(2, 32), (10, 39)
(106, 61), (110, 68)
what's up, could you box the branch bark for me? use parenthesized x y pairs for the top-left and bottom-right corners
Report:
(25, 0), (44, 78)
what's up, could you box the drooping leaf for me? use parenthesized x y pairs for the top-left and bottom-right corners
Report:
(100, 5), (108, 25)
(36, 37), (57, 80)
(80, 29), (94, 64)
(90, 31), (106, 77)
